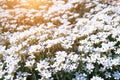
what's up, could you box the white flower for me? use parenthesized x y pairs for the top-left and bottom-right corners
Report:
(86, 63), (94, 72)
(105, 72), (111, 78)
(15, 72), (31, 80)
(111, 57), (120, 66)
(100, 42), (115, 52)
(85, 53), (100, 63)
(36, 60), (50, 72)
(68, 63), (78, 71)
(78, 46), (84, 52)
(40, 70), (52, 79)
(113, 71), (120, 80)
(116, 48), (120, 54)
(0, 46), (6, 55)
(4, 55), (20, 74)
(72, 73), (87, 80)
(29, 45), (41, 54)
(55, 51), (67, 62)
(25, 59), (35, 69)
(4, 74), (14, 80)
(91, 76), (104, 80)
(98, 57), (113, 69)
(67, 53), (80, 62)
(0, 70), (5, 79)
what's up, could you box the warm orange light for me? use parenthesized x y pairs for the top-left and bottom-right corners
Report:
(24, 0), (52, 9)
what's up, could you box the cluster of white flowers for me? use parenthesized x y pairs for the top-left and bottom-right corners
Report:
(36, 51), (80, 79)
(0, 0), (120, 80)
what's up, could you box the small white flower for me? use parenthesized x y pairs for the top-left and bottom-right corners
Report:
(91, 76), (104, 80)
(72, 73), (87, 80)
(40, 70), (52, 79)
(113, 71), (120, 79)
(67, 53), (79, 62)
(116, 48), (120, 54)
(25, 60), (35, 69)
(36, 60), (50, 72)
(105, 72), (111, 78)
(86, 63), (94, 72)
